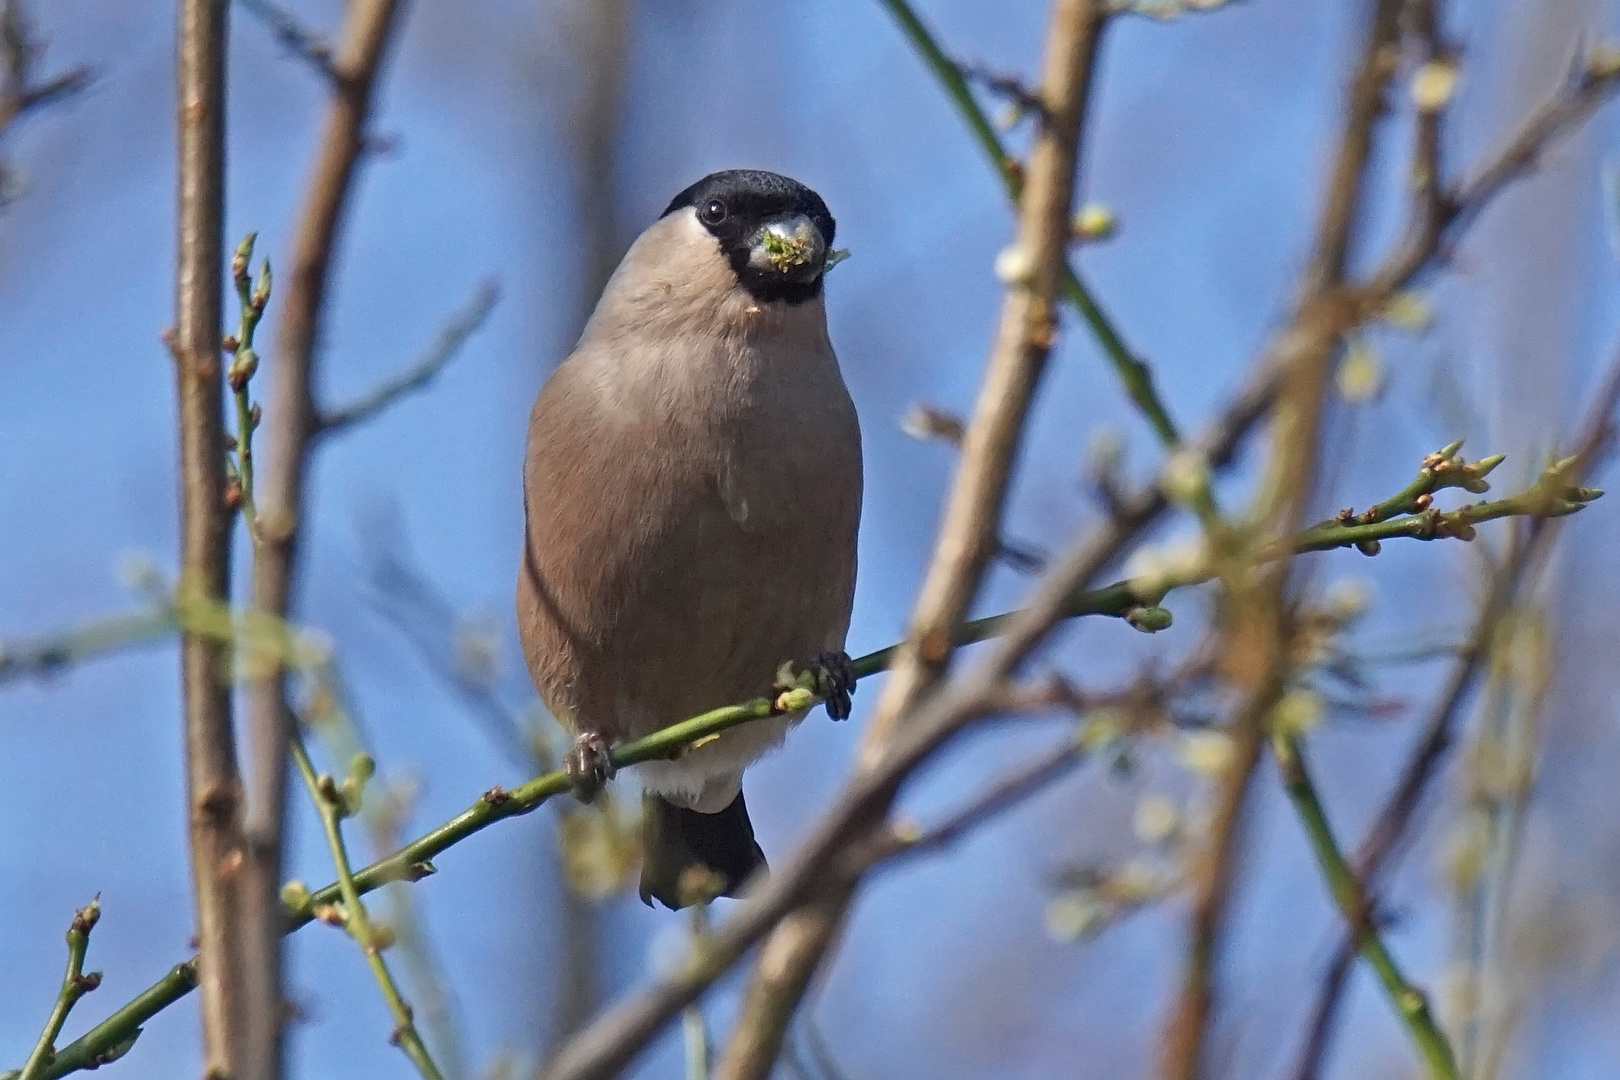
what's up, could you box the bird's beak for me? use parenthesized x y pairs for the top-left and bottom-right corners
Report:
(746, 213), (827, 284)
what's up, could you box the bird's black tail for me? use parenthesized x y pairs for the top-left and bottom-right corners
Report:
(639, 789), (766, 909)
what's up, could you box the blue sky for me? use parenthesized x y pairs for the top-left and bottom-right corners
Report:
(4, 1), (1620, 1078)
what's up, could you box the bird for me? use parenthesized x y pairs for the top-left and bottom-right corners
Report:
(516, 169), (863, 909)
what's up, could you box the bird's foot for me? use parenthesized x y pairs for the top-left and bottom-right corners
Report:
(774, 650), (856, 721)
(565, 731), (616, 803)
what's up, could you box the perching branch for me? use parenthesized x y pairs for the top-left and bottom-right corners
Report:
(14, 900), (102, 1080)
(17, 437), (1586, 1080)
(173, 2), (250, 1076)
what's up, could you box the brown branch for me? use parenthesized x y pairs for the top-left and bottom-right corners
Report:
(313, 279), (499, 436)
(1365, 43), (1620, 300)
(237, 0), (343, 86)
(174, 1), (249, 1077)
(1285, 341), (1620, 1080)
(0, 0), (90, 158)
(1158, 3), (1404, 1076)
(238, 4), (409, 1079)
(711, 5), (1113, 1078)
(1155, 722), (1264, 1080)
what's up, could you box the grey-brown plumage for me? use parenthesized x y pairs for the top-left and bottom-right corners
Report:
(516, 170), (861, 908)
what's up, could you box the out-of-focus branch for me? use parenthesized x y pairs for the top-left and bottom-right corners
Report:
(240, 5), (409, 1080)
(237, 0), (342, 85)
(173, 2), (250, 1076)
(290, 737), (445, 1080)
(11, 332), (1386, 1080)
(1287, 344), (1620, 1080)
(1156, 721), (1264, 1080)
(1161, 2), (1403, 1073)
(876, 0), (1183, 447)
(15, 901), (102, 1080)
(0, 609), (177, 684)
(0, 0), (90, 195)
(714, 6), (1112, 1076)
(314, 280), (500, 436)
(1366, 44), (1620, 300)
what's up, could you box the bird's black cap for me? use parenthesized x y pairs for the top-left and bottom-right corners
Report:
(662, 170), (836, 305)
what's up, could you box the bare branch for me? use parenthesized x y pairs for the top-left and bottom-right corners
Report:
(714, 4), (1114, 1076)
(315, 279), (499, 436)
(239, 4), (410, 1079)
(1286, 340), (1620, 1080)
(0, 0), (91, 165)
(173, 1), (250, 1075)
(236, 0), (342, 85)
(1160, 2), (1404, 1073)
(1366, 45), (1620, 299)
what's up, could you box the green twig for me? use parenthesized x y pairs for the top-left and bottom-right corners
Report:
(683, 908), (712, 1080)
(876, 0), (1183, 448)
(290, 735), (445, 1080)
(15, 900), (102, 1080)
(1272, 732), (1460, 1080)
(225, 231), (271, 536)
(0, 608), (177, 684)
(21, 444), (1601, 1079)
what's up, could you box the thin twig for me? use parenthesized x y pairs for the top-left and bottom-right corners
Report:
(290, 736), (445, 1080)
(315, 279), (500, 436)
(236, 0), (342, 85)
(716, 6), (1114, 1075)
(1366, 45), (1620, 300)
(226, 232), (271, 538)
(16, 900), (102, 1080)
(876, 0), (1183, 447)
(2, 359), (1276, 1080)
(1274, 733), (1459, 1080)
(174, 1), (250, 1075)
(21, 439), (1588, 1079)
(1286, 341), (1620, 1080)
(0, 609), (177, 684)
(239, 6), (409, 1079)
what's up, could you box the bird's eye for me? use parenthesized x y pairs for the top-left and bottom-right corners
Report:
(699, 199), (728, 226)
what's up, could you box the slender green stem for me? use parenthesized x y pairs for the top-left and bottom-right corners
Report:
(0, 608), (178, 684)
(16, 901), (101, 1080)
(24, 449), (1599, 1080)
(291, 736), (446, 1080)
(227, 232), (271, 536)
(683, 908), (712, 1080)
(876, 0), (1183, 447)
(1272, 733), (1460, 1080)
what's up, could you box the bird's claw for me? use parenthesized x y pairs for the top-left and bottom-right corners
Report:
(566, 732), (616, 803)
(777, 650), (856, 721)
